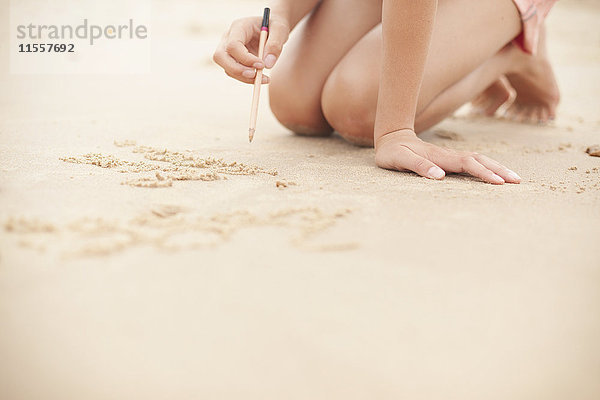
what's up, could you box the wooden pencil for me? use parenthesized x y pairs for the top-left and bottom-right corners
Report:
(248, 7), (270, 143)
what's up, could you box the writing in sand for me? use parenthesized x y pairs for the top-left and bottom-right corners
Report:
(4, 206), (357, 257)
(60, 140), (279, 188)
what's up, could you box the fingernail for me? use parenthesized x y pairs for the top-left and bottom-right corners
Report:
(491, 173), (505, 184)
(253, 62), (264, 69)
(427, 166), (445, 179)
(264, 54), (277, 69)
(242, 69), (255, 78)
(507, 169), (521, 182)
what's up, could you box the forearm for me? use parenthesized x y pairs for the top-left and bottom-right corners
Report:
(268, 0), (321, 30)
(374, 0), (437, 145)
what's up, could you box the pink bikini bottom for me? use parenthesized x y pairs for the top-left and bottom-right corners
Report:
(512, 0), (557, 55)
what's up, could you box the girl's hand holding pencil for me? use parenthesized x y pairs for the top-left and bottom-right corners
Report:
(214, 8), (289, 141)
(213, 12), (290, 85)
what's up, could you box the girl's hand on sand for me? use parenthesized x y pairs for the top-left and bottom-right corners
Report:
(213, 16), (290, 84)
(374, 129), (521, 185)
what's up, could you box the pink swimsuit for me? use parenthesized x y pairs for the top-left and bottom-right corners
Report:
(512, 0), (557, 55)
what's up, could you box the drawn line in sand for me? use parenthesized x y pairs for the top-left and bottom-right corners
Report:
(3, 207), (357, 257)
(60, 140), (279, 188)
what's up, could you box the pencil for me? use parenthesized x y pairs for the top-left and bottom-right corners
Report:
(248, 7), (270, 143)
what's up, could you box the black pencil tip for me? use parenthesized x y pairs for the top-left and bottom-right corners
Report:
(262, 8), (270, 28)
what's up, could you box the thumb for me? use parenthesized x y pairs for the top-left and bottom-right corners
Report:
(263, 20), (289, 69)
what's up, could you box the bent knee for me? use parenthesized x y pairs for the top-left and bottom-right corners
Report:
(269, 70), (333, 137)
(321, 67), (375, 147)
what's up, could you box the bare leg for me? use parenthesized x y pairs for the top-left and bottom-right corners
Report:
(504, 25), (560, 123)
(268, 0), (382, 136)
(320, 0), (524, 146)
(470, 25), (560, 124)
(322, 44), (526, 146)
(415, 44), (525, 133)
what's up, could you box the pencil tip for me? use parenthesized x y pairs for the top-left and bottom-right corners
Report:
(249, 128), (255, 142)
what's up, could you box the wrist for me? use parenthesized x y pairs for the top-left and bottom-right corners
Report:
(269, 0), (321, 30)
(374, 128), (416, 151)
(270, 13), (291, 32)
(268, 1), (293, 29)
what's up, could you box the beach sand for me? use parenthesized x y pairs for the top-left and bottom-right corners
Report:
(1, 0), (599, 398)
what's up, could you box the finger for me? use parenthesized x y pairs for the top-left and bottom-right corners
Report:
(213, 49), (251, 76)
(214, 51), (264, 84)
(461, 156), (505, 184)
(474, 154), (521, 183)
(263, 20), (289, 69)
(236, 74), (270, 85)
(226, 39), (264, 68)
(424, 144), (505, 184)
(240, 69), (270, 83)
(224, 67), (270, 85)
(392, 146), (446, 180)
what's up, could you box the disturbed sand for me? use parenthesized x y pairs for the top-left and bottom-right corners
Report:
(1, 1), (599, 399)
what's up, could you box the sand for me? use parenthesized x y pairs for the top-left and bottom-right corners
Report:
(1, 1), (599, 399)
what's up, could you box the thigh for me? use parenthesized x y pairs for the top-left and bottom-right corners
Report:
(269, 0), (382, 134)
(322, 0), (522, 124)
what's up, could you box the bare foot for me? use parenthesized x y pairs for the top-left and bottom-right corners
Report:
(471, 75), (515, 116)
(471, 26), (560, 124)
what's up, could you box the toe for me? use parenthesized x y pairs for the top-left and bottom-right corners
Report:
(515, 106), (529, 123)
(528, 108), (541, 124)
(548, 105), (557, 121)
(539, 108), (549, 124)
